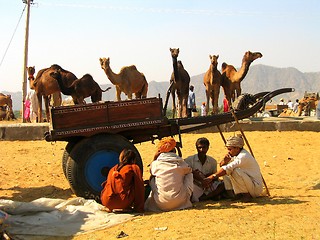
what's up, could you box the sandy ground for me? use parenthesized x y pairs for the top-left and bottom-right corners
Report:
(0, 120), (319, 239)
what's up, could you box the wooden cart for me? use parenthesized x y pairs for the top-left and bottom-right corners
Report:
(45, 88), (294, 201)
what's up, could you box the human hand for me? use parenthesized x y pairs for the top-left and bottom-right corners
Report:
(202, 177), (213, 189)
(219, 154), (231, 167)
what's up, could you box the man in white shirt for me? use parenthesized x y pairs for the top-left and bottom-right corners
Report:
(205, 135), (263, 202)
(185, 137), (224, 202)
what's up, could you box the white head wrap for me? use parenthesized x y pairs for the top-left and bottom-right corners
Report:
(225, 135), (244, 148)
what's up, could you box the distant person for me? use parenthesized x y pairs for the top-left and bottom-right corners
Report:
(144, 137), (193, 212)
(25, 89), (39, 122)
(187, 85), (196, 117)
(279, 98), (285, 105)
(293, 99), (299, 113)
(287, 100), (293, 109)
(24, 99), (31, 123)
(205, 135), (263, 202)
(100, 148), (145, 213)
(185, 137), (224, 202)
(223, 97), (229, 112)
(201, 102), (207, 116)
(316, 100), (320, 120)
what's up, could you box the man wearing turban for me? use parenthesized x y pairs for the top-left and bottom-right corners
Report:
(144, 137), (193, 212)
(204, 135), (263, 202)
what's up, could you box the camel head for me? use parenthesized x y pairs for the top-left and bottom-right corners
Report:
(27, 66), (35, 80)
(99, 57), (110, 71)
(170, 48), (179, 58)
(209, 55), (219, 68)
(243, 51), (263, 63)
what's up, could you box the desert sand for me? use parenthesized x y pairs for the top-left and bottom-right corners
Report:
(0, 123), (319, 239)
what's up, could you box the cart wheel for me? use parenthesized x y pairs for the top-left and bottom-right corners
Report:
(65, 134), (143, 201)
(62, 141), (78, 177)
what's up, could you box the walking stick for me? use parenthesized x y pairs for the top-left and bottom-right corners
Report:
(229, 107), (271, 196)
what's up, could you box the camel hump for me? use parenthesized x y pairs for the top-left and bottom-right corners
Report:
(83, 73), (93, 79)
(221, 62), (228, 71)
(50, 64), (63, 70)
(127, 65), (138, 70)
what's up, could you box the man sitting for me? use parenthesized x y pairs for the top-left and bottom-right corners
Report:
(205, 135), (263, 202)
(185, 137), (224, 202)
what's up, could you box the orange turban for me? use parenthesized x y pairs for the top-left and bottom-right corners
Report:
(157, 137), (176, 153)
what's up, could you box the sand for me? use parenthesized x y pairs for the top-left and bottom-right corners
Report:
(0, 124), (319, 239)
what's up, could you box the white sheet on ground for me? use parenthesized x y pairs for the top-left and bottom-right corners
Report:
(0, 197), (136, 237)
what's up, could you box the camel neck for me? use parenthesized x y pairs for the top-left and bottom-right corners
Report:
(237, 60), (252, 82)
(172, 57), (180, 81)
(104, 66), (120, 85)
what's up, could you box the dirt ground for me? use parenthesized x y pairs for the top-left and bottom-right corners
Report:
(0, 120), (319, 239)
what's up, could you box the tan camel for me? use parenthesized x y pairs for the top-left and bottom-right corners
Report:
(169, 48), (190, 118)
(221, 51), (263, 108)
(27, 65), (77, 122)
(297, 93), (319, 116)
(50, 69), (111, 104)
(0, 93), (15, 120)
(203, 54), (221, 114)
(99, 57), (148, 101)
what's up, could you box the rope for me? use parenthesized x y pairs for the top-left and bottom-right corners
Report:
(0, 5), (27, 68)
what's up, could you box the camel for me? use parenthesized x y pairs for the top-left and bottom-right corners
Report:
(169, 48), (190, 118)
(27, 65), (77, 122)
(203, 54), (221, 114)
(99, 57), (148, 101)
(50, 69), (111, 104)
(221, 51), (263, 109)
(297, 93), (319, 116)
(0, 93), (15, 120)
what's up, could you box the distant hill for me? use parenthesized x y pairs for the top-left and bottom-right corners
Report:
(3, 64), (320, 111)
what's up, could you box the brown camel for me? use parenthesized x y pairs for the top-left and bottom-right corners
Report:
(0, 93), (15, 120)
(297, 93), (319, 116)
(50, 69), (111, 104)
(169, 48), (190, 118)
(99, 57), (148, 101)
(221, 51), (263, 108)
(27, 65), (77, 122)
(203, 54), (221, 114)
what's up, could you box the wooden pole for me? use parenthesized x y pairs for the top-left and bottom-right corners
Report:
(230, 108), (271, 196)
(22, 0), (32, 123)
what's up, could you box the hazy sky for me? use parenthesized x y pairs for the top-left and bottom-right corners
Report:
(1, 0), (319, 92)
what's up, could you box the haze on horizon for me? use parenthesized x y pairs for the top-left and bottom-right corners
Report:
(1, 0), (319, 92)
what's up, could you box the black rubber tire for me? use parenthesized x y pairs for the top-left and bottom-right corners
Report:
(62, 141), (78, 177)
(65, 134), (142, 201)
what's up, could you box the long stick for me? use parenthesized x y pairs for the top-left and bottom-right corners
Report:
(230, 108), (270, 196)
(217, 125), (226, 144)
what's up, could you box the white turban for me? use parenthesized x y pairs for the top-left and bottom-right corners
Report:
(225, 135), (244, 148)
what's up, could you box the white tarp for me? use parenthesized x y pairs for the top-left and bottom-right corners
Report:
(0, 197), (136, 238)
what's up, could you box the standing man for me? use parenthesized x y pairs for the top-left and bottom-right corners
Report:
(205, 135), (263, 202)
(185, 137), (224, 202)
(187, 85), (196, 117)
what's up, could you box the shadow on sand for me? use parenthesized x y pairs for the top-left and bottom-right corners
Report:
(0, 185), (73, 201)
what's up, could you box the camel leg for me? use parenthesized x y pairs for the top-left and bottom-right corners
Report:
(205, 90), (210, 114)
(44, 96), (50, 122)
(171, 91), (176, 118)
(182, 97), (188, 118)
(116, 87), (121, 101)
(212, 85), (220, 114)
(36, 92), (43, 123)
